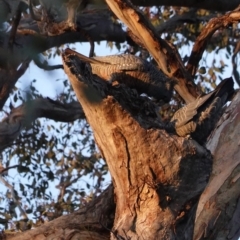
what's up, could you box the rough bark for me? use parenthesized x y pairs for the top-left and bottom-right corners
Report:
(106, 0), (200, 103)
(61, 51), (212, 239)
(194, 90), (240, 240)
(6, 185), (115, 240)
(5, 87), (240, 240)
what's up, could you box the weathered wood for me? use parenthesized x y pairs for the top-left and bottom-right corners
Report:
(61, 51), (212, 240)
(194, 91), (240, 240)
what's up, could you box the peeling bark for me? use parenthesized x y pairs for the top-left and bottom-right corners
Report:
(194, 91), (240, 240)
(106, 0), (200, 103)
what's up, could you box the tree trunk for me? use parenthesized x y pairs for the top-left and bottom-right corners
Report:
(5, 36), (240, 240)
(194, 91), (240, 240)
(2, 0), (240, 239)
(62, 54), (213, 240)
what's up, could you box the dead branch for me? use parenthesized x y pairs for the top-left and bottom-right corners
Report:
(156, 9), (215, 34)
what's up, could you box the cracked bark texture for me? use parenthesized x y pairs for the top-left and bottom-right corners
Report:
(61, 52), (213, 239)
(5, 87), (240, 240)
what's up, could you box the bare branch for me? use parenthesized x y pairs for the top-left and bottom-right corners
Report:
(0, 164), (20, 175)
(2, 10), (126, 68)
(33, 56), (63, 70)
(156, 9), (215, 34)
(0, 61), (30, 109)
(187, 8), (240, 77)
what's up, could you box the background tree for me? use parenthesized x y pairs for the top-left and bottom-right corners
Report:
(0, 0), (239, 239)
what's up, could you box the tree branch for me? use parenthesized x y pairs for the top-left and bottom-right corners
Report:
(0, 10), (126, 69)
(33, 56), (63, 70)
(0, 61), (30, 109)
(0, 98), (85, 152)
(187, 7), (240, 77)
(6, 184), (114, 240)
(156, 9), (215, 34)
(130, 0), (239, 11)
(106, 0), (200, 103)
(0, 0), (238, 27)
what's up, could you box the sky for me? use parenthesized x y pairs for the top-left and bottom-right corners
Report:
(20, 42), (120, 98)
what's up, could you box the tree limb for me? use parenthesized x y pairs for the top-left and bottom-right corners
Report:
(156, 9), (215, 34)
(130, 0), (239, 11)
(0, 0), (238, 27)
(187, 7), (240, 77)
(106, 0), (200, 103)
(33, 55), (63, 70)
(0, 61), (30, 109)
(0, 98), (85, 152)
(6, 184), (114, 240)
(0, 10), (126, 69)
